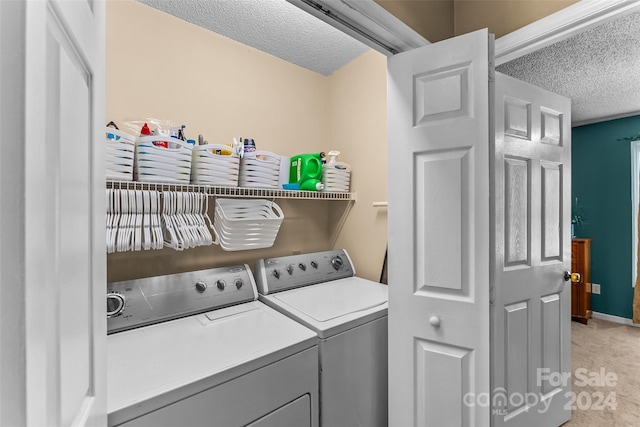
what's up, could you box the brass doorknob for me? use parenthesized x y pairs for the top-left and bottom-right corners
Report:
(564, 271), (581, 282)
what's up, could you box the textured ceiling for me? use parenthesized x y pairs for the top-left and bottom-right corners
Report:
(137, 1), (639, 125)
(497, 11), (640, 126)
(136, 0), (370, 76)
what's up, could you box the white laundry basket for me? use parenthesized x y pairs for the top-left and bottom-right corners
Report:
(213, 198), (284, 251)
(239, 151), (282, 188)
(106, 128), (136, 181)
(191, 144), (240, 187)
(322, 161), (351, 192)
(135, 136), (193, 184)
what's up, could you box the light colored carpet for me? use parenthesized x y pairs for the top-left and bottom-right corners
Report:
(563, 317), (640, 426)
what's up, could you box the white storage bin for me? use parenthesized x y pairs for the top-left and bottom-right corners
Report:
(212, 198), (284, 251)
(322, 162), (351, 192)
(239, 151), (282, 189)
(106, 128), (136, 181)
(191, 144), (240, 186)
(135, 136), (193, 184)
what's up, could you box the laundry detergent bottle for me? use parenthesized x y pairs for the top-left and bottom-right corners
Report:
(289, 153), (324, 191)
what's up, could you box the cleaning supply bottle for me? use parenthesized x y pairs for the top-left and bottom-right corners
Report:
(326, 150), (340, 165)
(289, 152), (324, 191)
(299, 179), (324, 191)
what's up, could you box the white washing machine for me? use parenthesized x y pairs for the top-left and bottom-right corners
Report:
(255, 249), (388, 427)
(107, 264), (319, 427)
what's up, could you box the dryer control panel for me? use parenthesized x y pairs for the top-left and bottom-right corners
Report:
(255, 249), (355, 295)
(107, 264), (257, 334)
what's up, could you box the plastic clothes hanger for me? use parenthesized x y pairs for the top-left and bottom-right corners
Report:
(134, 189), (143, 251)
(142, 190), (151, 251)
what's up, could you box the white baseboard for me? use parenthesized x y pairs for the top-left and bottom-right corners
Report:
(591, 311), (640, 327)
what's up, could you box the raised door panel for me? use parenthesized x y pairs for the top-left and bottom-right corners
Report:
(504, 157), (531, 268)
(415, 340), (472, 426)
(541, 162), (562, 262)
(540, 294), (562, 397)
(415, 148), (473, 295)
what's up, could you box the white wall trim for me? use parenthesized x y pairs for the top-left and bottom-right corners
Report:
(287, 0), (429, 56)
(592, 311), (640, 327)
(495, 0), (640, 65)
(631, 140), (640, 288)
(573, 110), (640, 127)
(290, 0), (640, 64)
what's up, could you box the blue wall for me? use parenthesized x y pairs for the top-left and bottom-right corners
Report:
(572, 115), (640, 319)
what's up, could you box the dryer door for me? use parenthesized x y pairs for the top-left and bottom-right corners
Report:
(247, 394), (311, 427)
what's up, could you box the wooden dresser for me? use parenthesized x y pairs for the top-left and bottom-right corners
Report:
(571, 238), (592, 324)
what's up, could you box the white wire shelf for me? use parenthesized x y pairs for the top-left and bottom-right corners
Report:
(106, 180), (356, 201)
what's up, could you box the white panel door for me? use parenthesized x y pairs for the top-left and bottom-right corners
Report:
(387, 29), (492, 427)
(22, 1), (106, 425)
(491, 72), (571, 426)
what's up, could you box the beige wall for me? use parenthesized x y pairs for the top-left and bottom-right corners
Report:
(107, 0), (329, 156)
(375, 0), (454, 42)
(106, 0), (388, 283)
(375, 0), (577, 41)
(328, 51), (388, 281)
(454, 0), (579, 38)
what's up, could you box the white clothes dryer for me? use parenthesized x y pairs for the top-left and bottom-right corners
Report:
(255, 249), (388, 427)
(107, 264), (318, 427)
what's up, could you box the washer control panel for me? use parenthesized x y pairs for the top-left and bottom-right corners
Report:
(255, 249), (355, 295)
(107, 264), (256, 334)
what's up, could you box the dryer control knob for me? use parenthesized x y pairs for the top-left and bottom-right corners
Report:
(310, 261), (318, 269)
(107, 292), (126, 318)
(216, 280), (226, 290)
(195, 281), (207, 293)
(299, 263), (306, 271)
(272, 269), (281, 279)
(331, 256), (344, 271)
(235, 279), (244, 289)
(286, 265), (294, 275)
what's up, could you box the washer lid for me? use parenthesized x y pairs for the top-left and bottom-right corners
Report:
(273, 277), (387, 321)
(264, 277), (388, 338)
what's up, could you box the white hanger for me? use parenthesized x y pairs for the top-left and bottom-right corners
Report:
(134, 189), (143, 251)
(150, 191), (161, 250)
(163, 191), (182, 250)
(106, 189), (114, 253)
(113, 189), (122, 252)
(142, 190), (151, 251)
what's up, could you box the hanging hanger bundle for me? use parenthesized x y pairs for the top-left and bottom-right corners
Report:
(106, 188), (163, 253)
(161, 190), (214, 251)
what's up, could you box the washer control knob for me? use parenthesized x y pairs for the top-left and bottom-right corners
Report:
(195, 281), (207, 293)
(107, 292), (126, 318)
(235, 279), (244, 289)
(331, 256), (344, 271)
(216, 279), (226, 290)
(272, 269), (281, 279)
(286, 265), (294, 275)
(299, 263), (306, 271)
(311, 261), (318, 269)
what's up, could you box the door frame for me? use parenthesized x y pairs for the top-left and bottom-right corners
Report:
(494, 0), (640, 65)
(288, 0), (640, 64)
